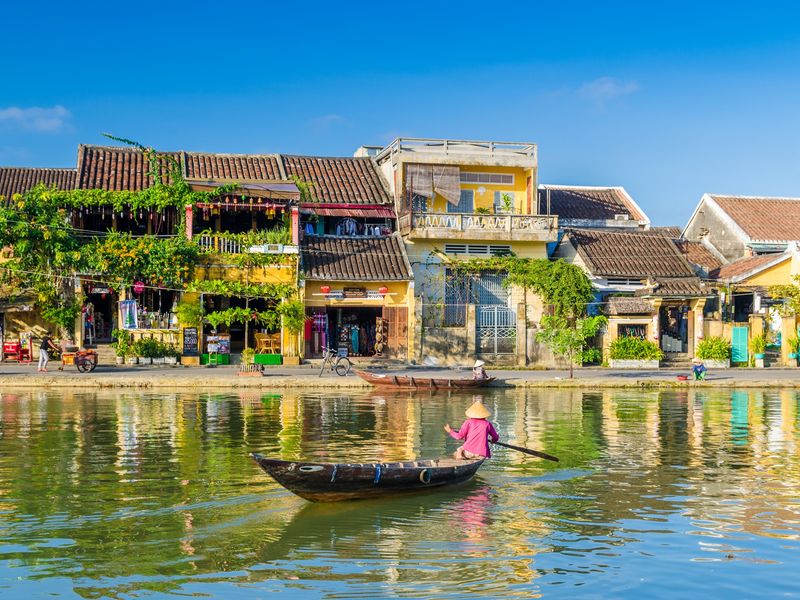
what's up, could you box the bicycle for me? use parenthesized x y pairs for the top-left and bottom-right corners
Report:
(319, 346), (351, 377)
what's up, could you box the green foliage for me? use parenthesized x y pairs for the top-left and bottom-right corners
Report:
(111, 328), (133, 358)
(205, 307), (269, 330)
(581, 347), (603, 365)
(501, 192), (514, 213)
(175, 300), (204, 327)
(769, 275), (800, 315)
(536, 315), (607, 377)
(84, 232), (199, 290)
(41, 302), (81, 335)
(197, 227), (291, 248)
(475, 207), (491, 214)
(696, 336), (731, 360)
(788, 335), (800, 353)
(241, 347), (255, 365)
(609, 336), (664, 360)
(749, 334), (767, 354)
(290, 176), (316, 202)
(186, 279), (295, 300)
(132, 337), (162, 358)
(277, 299), (305, 334)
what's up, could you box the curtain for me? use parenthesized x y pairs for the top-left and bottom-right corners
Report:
(406, 164), (461, 206)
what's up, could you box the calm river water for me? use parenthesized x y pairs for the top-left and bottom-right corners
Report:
(1, 388), (798, 599)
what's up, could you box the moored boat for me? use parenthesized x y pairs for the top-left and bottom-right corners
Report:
(251, 453), (485, 502)
(354, 369), (496, 389)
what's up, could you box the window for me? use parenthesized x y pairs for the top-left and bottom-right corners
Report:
(494, 191), (515, 214)
(460, 172), (515, 185)
(444, 244), (512, 256)
(411, 194), (429, 213)
(448, 189), (474, 213)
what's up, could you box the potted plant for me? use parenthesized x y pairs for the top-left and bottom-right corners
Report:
(608, 336), (664, 368)
(152, 340), (166, 365)
(696, 336), (731, 368)
(787, 336), (800, 366)
(750, 334), (767, 368)
(241, 347), (255, 365)
(111, 328), (132, 365)
(163, 344), (179, 365)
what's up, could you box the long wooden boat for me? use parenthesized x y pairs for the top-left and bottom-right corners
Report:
(354, 369), (496, 389)
(251, 453), (485, 502)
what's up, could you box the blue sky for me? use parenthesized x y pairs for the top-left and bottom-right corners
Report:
(3, 0), (800, 226)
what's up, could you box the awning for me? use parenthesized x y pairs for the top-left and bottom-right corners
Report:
(306, 207), (396, 218)
(187, 179), (301, 201)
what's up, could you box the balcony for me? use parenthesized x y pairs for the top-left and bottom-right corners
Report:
(196, 233), (298, 256)
(405, 212), (558, 242)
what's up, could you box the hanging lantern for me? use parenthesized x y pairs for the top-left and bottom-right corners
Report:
(378, 286), (389, 296)
(320, 285), (331, 295)
(133, 281), (145, 295)
(101, 292), (107, 300)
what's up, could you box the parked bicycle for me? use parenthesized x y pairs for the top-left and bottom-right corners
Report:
(319, 346), (351, 377)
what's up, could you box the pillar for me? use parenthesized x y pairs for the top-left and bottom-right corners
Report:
(185, 204), (193, 240)
(516, 302), (527, 366)
(466, 304), (477, 359)
(650, 299), (663, 347)
(291, 206), (300, 246)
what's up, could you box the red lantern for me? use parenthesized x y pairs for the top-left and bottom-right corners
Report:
(133, 281), (145, 294)
(320, 285), (331, 295)
(378, 286), (389, 296)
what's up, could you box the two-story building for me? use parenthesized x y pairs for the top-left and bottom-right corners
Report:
(373, 138), (559, 365)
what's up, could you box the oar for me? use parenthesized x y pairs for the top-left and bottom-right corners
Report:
(491, 441), (559, 462)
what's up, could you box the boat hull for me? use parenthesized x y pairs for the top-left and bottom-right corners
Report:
(354, 369), (496, 389)
(251, 454), (485, 502)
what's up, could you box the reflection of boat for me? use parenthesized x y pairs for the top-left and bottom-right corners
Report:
(251, 453), (485, 502)
(354, 369), (496, 389)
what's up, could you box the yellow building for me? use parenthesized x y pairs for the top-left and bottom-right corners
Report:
(372, 138), (558, 365)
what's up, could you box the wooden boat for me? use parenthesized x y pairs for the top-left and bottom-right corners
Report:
(354, 369), (496, 389)
(251, 453), (485, 502)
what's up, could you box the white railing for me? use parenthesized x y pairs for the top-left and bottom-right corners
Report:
(197, 234), (242, 254)
(411, 212), (556, 234)
(376, 138), (536, 161)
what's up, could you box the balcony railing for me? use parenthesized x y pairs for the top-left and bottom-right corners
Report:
(196, 234), (298, 255)
(376, 138), (536, 161)
(409, 212), (557, 240)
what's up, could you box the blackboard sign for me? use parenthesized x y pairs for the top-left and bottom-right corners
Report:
(182, 327), (199, 356)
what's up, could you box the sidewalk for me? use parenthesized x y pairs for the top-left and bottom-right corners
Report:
(1, 363), (799, 389)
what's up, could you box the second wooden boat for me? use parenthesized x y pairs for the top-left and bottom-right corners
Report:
(251, 453), (485, 502)
(354, 369), (496, 389)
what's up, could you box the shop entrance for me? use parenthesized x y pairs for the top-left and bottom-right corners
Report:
(305, 306), (408, 359)
(83, 287), (117, 344)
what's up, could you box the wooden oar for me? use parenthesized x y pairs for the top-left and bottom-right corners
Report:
(491, 441), (559, 462)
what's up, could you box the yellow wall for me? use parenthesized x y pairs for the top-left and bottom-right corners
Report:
(419, 165), (534, 214)
(742, 256), (793, 287)
(194, 260), (297, 284)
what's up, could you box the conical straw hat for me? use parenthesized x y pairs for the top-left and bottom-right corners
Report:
(465, 401), (491, 419)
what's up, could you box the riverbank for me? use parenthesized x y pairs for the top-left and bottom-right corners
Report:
(1, 363), (799, 389)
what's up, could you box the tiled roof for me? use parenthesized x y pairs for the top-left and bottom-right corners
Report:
(282, 155), (392, 205)
(77, 145), (181, 190)
(651, 226), (681, 238)
(635, 277), (710, 297)
(0, 167), (76, 200)
(538, 185), (647, 222)
(606, 296), (653, 315)
(301, 233), (413, 281)
(675, 240), (723, 272)
(710, 252), (789, 282)
(568, 229), (697, 278)
(710, 194), (800, 242)
(184, 153), (283, 180)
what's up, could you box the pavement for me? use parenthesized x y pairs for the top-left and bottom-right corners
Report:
(1, 362), (799, 389)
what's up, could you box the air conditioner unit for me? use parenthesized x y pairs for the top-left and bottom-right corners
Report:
(614, 214), (630, 221)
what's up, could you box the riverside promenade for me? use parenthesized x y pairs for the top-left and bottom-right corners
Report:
(1, 363), (799, 389)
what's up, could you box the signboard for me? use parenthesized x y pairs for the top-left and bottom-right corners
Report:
(206, 334), (230, 354)
(89, 286), (111, 295)
(182, 327), (199, 356)
(343, 287), (367, 298)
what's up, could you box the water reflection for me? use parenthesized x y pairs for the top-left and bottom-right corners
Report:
(0, 388), (799, 598)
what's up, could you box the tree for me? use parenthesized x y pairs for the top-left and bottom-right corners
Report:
(536, 315), (607, 378)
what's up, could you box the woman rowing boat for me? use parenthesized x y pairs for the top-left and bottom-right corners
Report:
(444, 398), (500, 460)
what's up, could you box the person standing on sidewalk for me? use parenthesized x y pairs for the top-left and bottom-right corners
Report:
(38, 332), (59, 372)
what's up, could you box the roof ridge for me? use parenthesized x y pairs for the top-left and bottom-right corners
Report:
(540, 184), (624, 191)
(0, 165), (76, 171)
(709, 193), (800, 202)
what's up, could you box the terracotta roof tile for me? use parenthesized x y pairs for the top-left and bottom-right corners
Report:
(651, 226), (681, 238)
(184, 153), (282, 180)
(710, 194), (800, 242)
(606, 296), (653, 315)
(0, 167), (76, 201)
(282, 155), (391, 205)
(568, 229), (696, 278)
(77, 145), (180, 191)
(675, 240), (723, 272)
(635, 277), (710, 297)
(301, 234), (412, 281)
(539, 185), (647, 222)
(710, 252), (789, 281)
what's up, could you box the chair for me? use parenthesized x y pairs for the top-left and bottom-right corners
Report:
(265, 333), (281, 354)
(254, 333), (270, 354)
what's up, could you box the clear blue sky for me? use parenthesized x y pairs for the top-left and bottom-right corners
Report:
(3, 0), (800, 226)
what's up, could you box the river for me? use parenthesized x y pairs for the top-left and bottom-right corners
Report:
(0, 388), (798, 598)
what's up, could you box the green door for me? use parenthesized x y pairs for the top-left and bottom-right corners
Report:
(731, 326), (748, 363)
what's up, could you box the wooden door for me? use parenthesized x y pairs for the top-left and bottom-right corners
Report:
(382, 306), (408, 359)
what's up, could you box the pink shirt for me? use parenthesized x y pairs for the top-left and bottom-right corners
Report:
(449, 418), (499, 458)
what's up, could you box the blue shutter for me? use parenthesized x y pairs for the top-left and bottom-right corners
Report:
(731, 326), (749, 363)
(448, 189), (474, 213)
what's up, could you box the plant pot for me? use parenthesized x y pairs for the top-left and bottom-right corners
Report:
(789, 352), (798, 359)
(703, 359), (730, 369)
(139, 357), (152, 365)
(609, 359), (660, 369)
(152, 357), (165, 365)
(755, 357), (765, 369)
(115, 356), (124, 365)
(125, 356), (138, 365)
(164, 356), (178, 365)
(283, 355), (300, 366)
